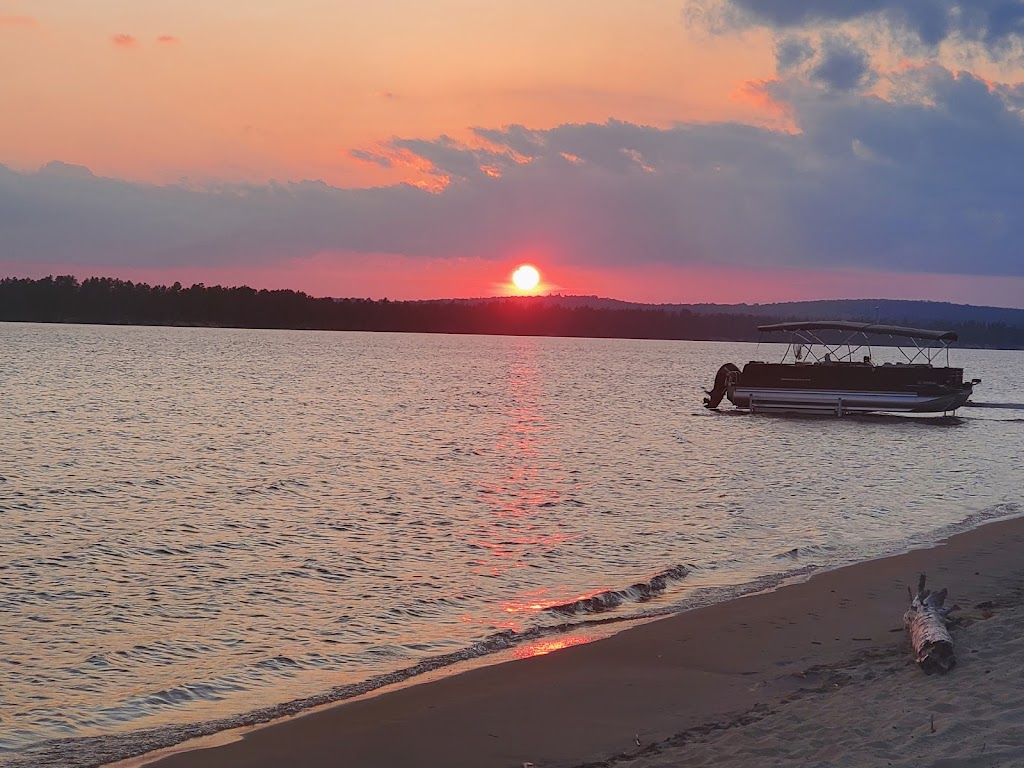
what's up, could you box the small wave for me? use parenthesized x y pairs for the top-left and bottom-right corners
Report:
(772, 544), (838, 561)
(903, 502), (1022, 549)
(113, 679), (244, 712)
(252, 656), (302, 673)
(543, 565), (691, 616)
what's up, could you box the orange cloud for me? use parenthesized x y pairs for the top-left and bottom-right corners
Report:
(733, 79), (784, 112)
(111, 33), (138, 48)
(157, 35), (178, 44)
(349, 144), (450, 191)
(0, 15), (37, 26)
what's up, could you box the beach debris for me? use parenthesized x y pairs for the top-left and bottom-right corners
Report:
(904, 573), (958, 674)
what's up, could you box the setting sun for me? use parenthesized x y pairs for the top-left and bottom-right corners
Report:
(512, 265), (541, 292)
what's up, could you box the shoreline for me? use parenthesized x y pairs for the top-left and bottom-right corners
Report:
(120, 514), (1024, 768)
(5, 320), (1024, 352)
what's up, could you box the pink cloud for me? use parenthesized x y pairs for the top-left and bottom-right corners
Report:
(111, 33), (138, 48)
(564, 265), (1024, 309)
(3, 257), (1024, 308)
(156, 34), (178, 44)
(733, 78), (792, 120)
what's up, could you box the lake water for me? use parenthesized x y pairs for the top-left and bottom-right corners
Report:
(1, 322), (1022, 767)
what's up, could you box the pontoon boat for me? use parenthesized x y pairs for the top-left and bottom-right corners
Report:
(703, 321), (980, 416)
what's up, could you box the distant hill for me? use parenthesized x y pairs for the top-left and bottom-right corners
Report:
(673, 299), (1024, 328)
(431, 296), (1024, 329)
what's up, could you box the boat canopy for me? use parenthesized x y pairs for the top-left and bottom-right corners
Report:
(756, 321), (958, 343)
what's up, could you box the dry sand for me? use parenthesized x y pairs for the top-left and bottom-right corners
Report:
(615, 606), (1024, 768)
(137, 516), (1024, 768)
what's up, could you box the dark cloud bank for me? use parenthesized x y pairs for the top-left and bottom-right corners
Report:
(711, 0), (1024, 55)
(2, 64), (1024, 278)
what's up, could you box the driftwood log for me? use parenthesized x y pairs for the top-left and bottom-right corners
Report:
(904, 573), (957, 674)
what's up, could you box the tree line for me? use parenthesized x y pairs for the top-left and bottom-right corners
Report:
(1, 275), (1022, 348)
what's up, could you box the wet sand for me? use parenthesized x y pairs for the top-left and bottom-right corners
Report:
(138, 516), (1024, 768)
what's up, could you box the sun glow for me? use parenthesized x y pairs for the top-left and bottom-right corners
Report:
(512, 264), (541, 292)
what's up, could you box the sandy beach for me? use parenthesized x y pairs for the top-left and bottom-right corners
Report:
(123, 515), (1024, 768)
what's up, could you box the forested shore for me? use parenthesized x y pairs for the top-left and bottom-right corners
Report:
(3, 275), (1023, 348)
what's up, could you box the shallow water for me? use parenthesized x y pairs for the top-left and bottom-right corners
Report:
(1, 323), (1021, 765)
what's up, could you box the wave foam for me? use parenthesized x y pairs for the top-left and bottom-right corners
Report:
(543, 564), (691, 615)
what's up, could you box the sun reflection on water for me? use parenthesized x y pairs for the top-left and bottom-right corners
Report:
(463, 339), (591, 628)
(469, 340), (578, 577)
(512, 634), (595, 659)
(500, 585), (613, 615)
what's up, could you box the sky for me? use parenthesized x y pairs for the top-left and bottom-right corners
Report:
(3, 0), (1024, 306)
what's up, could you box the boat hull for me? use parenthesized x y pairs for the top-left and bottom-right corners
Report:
(729, 386), (973, 415)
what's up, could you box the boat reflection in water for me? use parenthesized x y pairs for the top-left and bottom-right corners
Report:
(704, 321), (981, 417)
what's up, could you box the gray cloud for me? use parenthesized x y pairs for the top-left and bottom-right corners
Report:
(3, 65), (1024, 277)
(776, 36), (816, 71)
(348, 149), (393, 168)
(773, 34), (877, 91)
(719, 0), (1024, 56)
(810, 35), (877, 91)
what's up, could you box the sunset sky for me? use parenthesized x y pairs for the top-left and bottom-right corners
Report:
(3, 0), (1024, 305)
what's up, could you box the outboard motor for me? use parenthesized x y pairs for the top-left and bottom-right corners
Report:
(703, 363), (740, 409)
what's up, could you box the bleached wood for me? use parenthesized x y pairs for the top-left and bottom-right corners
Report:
(904, 573), (957, 674)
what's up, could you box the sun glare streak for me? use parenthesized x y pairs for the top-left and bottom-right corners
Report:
(513, 634), (595, 659)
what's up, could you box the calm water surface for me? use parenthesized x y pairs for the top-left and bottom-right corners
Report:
(1, 323), (1022, 765)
